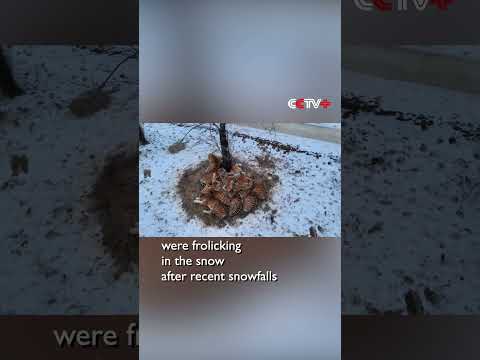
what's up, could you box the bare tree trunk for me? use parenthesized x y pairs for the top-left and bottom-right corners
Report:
(218, 123), (232, 172)
(0, 47), (23, 98)
(139, 124), (148, 145)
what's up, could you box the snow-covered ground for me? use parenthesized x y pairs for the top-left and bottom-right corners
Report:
(343, 67), (480, 314)
(140, 123), (341, 237)
(0, 46), (138, 314)
(307, 123), (341, 130)
(403, 45), (480, 60)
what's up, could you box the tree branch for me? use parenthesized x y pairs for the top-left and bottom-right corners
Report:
(97, 48), (138, 90)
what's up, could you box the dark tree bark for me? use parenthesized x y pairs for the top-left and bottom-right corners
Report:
(218, 123), (232, 172)
(0, 47), (23, 98)
(139, 124), (149, 145)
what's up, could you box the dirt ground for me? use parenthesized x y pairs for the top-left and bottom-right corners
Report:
(92, 152), (138, 279)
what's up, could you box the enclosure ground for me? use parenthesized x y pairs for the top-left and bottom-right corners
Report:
(140, 123), (341, 237)
(92, 152), (138, 278)
(0, 46), (138, 314)
(342, 63), (480, 314)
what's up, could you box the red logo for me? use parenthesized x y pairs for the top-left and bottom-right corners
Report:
(320, 99), (332, 109)
(430, 0), (454, 10)
(374, 0), (392, 11)
(288, 98), (332, 110)
(295, 98), (305, 110)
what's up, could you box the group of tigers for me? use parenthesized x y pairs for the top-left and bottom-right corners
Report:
(194, 154), (267, 219)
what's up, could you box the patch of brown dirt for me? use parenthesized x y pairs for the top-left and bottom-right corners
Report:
(69, 88), (112, 118)
(168, 141), (186, 154)
(255, 154), (276, 169)
(92, 152), (138, 278)
(177, 157), (277, 227)
(10, 154), (28, 176)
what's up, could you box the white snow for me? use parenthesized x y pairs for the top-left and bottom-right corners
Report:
(307, 122), (341, 130)
(343, 68), (480, 314)
(0, 46), (138, 314)
(140, 123), (341, 237)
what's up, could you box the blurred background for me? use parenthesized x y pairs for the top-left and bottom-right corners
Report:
(140, 0), (340, 123)
(140, 238), (340, 360)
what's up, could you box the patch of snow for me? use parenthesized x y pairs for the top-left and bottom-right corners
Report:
(306, 123), (341, 130)
(343, 69), (480, 314)
(0, 46), (138, 314)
